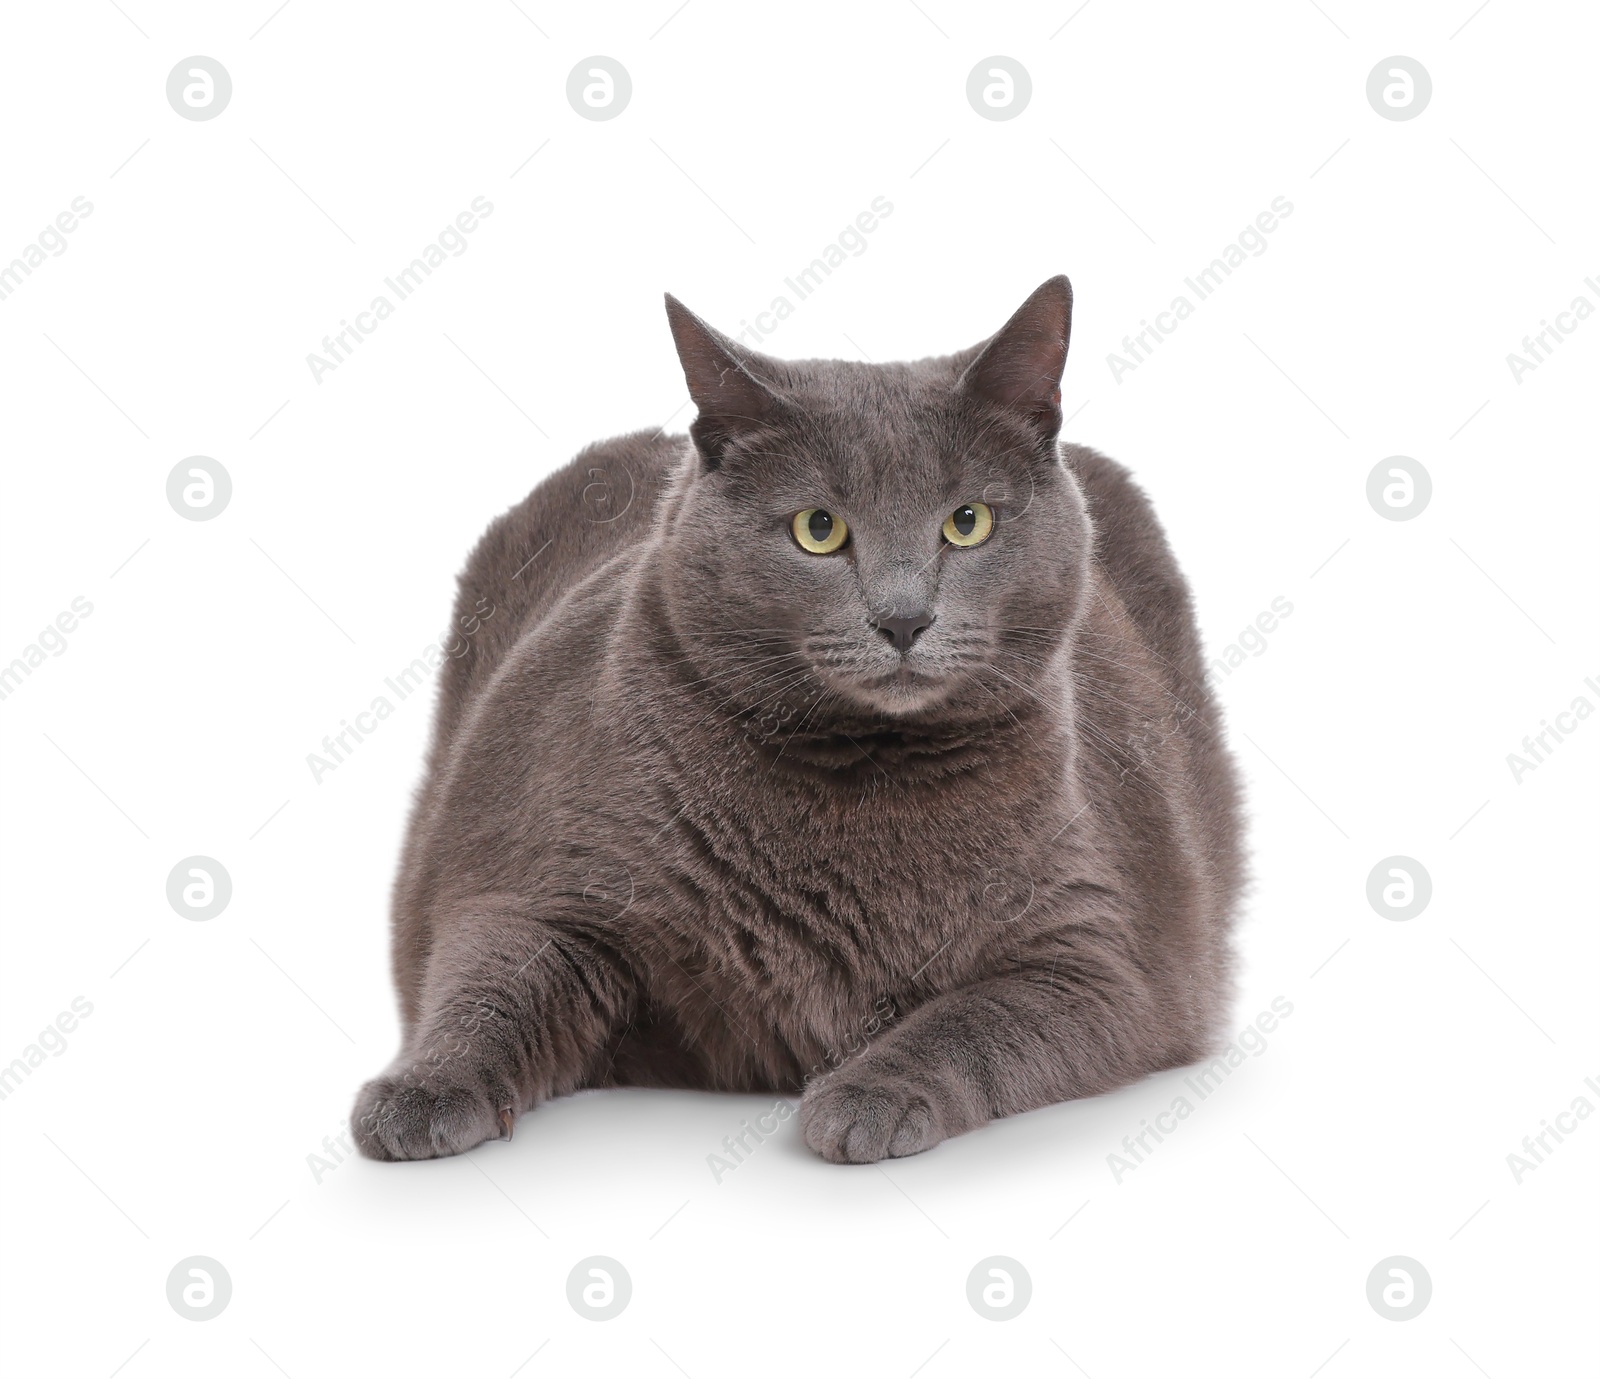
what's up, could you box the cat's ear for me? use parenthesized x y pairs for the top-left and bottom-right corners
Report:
(664, 294), (784, 469)
(957, 275), (1073, 445)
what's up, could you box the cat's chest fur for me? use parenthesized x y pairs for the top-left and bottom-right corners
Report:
(592, 701), (1084, 1073)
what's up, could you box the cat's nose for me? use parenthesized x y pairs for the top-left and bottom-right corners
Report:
(873, 609), (934, 654)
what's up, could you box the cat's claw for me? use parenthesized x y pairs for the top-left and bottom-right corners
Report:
(499, 1107), (516, 1140)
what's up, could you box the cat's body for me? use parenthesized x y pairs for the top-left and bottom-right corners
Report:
(356, 279), (1244, 1163)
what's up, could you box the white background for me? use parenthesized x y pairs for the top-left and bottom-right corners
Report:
(1, 2), (1596, 1376)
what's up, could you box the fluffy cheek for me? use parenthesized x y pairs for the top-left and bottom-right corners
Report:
(663, 535), (872, 701)
(992, 513), (1088, 636)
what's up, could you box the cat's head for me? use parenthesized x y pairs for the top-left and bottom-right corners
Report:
(654, 277), (1092, 733)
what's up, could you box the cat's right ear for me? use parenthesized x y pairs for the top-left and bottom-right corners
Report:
(664, 294), (782, 469)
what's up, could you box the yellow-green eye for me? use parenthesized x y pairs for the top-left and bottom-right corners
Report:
(942, 502), (994, 547)
(793, 508), (848, 554)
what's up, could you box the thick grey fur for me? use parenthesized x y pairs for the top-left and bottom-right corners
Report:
(353, 276), (1244, 1165)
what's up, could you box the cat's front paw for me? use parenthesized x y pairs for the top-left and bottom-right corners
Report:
(352, 1062), (515, 1162)
(799, 1070), (946, 1164)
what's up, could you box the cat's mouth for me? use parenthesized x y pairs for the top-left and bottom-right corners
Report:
(832, 660), (952, 714)
(879, 662), (935, 686)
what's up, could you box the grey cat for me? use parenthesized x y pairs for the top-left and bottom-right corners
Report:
(353, 276), (1244, 1164)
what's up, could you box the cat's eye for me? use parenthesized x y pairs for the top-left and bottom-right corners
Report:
(792, 508), (849, 554)
(942, 502), (994, 548)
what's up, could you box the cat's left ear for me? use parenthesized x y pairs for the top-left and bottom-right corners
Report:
(957, 275), (1073, 446)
